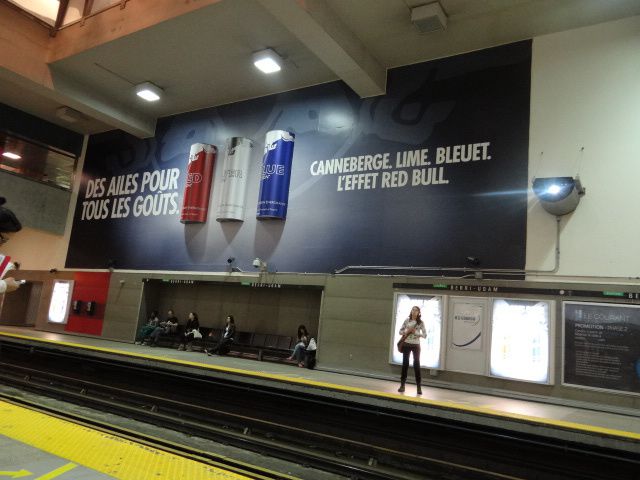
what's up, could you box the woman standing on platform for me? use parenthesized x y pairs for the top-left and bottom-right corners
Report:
(398, 306), (426, 395)
(178, 312), (200, 351)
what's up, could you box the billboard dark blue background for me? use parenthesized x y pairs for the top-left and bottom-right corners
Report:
(66, 41), (531, 273)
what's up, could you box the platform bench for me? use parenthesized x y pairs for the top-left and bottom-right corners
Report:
(219, 331), (293, 362)
(152, 325), (210, 350)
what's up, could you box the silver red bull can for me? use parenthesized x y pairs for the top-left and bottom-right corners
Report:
(180, 143), (217, 224)
(216, 137), (254, 222)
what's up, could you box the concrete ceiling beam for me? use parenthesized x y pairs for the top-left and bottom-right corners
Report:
(48, 68), (157, 138)
(0, 0), (223, 138)
(0, 67), (156, 138)
(48, 0), (223, 62)
(256, 0), (386, 98)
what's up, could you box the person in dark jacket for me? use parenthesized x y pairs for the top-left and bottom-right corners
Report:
(207, 315), (235, 356)
(148, 309), (179, 346)
(178, 312), (200, 351)
(135, 310), (160, 344)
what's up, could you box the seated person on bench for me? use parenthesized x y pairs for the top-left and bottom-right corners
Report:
(207, 315), (235, 356)
(148, 309), (179, 346)
(288, 324), (310, 367)
(178, 312), (200, 351)
(135, 310), (160, 344)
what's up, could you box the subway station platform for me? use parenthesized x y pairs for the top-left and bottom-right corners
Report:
(0, 397), (255, 480)
(1, 326), (639, 458)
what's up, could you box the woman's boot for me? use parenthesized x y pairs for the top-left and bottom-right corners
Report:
(398, 383), (405, 393)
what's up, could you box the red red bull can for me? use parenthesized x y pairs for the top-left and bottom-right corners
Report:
(180, 143), (217, 224)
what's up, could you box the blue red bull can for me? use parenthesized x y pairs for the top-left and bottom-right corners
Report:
(256, 130), (295, 219)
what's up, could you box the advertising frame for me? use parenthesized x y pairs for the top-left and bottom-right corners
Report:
(389, 291), (446, 370)
(562, 300), (640, 397)
(445, 296), (490, 375)
(47, 279), (74, 325)
(487, 297), (555, 385)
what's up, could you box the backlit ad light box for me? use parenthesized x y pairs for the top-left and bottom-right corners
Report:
(390, 293), (443, 369)
(490, 299), (553, 384)
(48, 280), (74, 324)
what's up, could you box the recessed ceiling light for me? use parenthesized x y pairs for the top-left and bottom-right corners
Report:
(2, 152), (21, 160)
(135, 82), (163, 102)
(253, 49), (282, 74)
(410, 2), (448, 34)
(56, 106), (85, 123)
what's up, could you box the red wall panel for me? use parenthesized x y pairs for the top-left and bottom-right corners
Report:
(65, 272), (111, 335)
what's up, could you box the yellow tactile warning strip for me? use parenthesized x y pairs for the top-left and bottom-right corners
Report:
(0, 399), (250, 480)
(2, 330), (640, 442)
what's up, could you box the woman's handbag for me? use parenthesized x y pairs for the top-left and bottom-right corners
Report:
(192, 329), (203, 339)
(397, 333), (409, 352)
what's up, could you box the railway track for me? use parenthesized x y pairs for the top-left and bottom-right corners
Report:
(0, 392), (301, 480)
(0, 339), (638, 480)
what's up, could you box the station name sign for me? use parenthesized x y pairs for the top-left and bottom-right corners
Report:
(393, 283), (640, 301)
(243, 282), (282, 288)
(142, 278), (323, 290)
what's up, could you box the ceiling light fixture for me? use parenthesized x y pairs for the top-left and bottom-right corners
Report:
(56, 106), (85, 123)
(2, 152), (21, 160)
(253, 48), (282, 74)
(410, 2), (448, 34)
(135, 82), (163, 102)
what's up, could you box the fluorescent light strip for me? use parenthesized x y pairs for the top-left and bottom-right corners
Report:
(134, 82), (163, 102)
(2, 152), (21, 160)
(254, 57), (281, 74)
(136, 89), (161, 102)
(252, 49), (282, 74)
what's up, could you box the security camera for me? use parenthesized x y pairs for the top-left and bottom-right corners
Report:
(227, 257), (235, 264)
(466, 256), (480, 267)
(252, 257), (262, 268)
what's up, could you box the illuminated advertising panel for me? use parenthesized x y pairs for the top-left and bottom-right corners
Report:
(390, 293), (443, 369)
(48, 280), (74, 324)
(564, 301), (640, 394)
(490, 299), (552, 383)
(451, 301), (484, 351)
